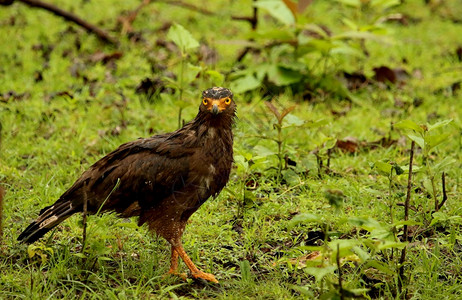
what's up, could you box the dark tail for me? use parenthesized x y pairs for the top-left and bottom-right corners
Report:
(18, 199), (78, 244)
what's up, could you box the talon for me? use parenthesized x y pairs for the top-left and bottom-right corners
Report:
(191, 271), (218, 283)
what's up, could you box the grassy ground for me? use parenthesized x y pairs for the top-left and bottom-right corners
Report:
(1, 0), (461, 299)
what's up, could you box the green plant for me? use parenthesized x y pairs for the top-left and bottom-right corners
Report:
(165, 23), (201, 128)
(229, 0), (397, 99)
(395, 119), (455, 212)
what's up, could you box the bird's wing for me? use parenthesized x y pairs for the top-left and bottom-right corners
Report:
(59, 136), (195, 215)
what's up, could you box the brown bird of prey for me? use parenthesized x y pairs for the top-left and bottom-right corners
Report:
(18, 87), (236, 283)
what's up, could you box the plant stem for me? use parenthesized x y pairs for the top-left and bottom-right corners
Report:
(388, 169), (394, 224)
(337, 243), (344, 300)
(398, 140), (415, 296)
(178, 53), (185, 128)
(431, 175), (438, 212)
(277, 125), (283, 183)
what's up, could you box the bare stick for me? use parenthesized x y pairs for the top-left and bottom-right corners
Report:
(398, 140), (415, 296)
(18, 0), (118, 45)
(236, 1), (258, 62)
(0, 121), (3, 247)
(437, 172), (448, 210)
(81, 181), (88, 251)
(117, 0), (151, 34)
(336, 243), (344, 300)
(0, 186), (4, 247)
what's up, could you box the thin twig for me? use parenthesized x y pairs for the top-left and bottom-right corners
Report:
(437, 172), (448, 210)
(398, 140), (415, 296)
(160, 0), (214, 15)
(236, 1), (258, 62)
(337, 243), (344, 300)
(116, 0), (151, 34)
(0, 186), (4, 248)
(81, 181), (88, 251)
(0, 121), (3, 248)
(18, 0), (118, 45)
(161, 0), (258, 26)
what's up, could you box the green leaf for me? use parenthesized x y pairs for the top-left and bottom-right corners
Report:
(289, 285), (315, 297)
(353, 246), (370, 262)
(432, 157), (456, 174)
(183, 63), (201, 84)
(289, 213), (323, 227)
(427, 119), (453, 131)
(335, 0), (361, 7)
(240, 260), (252, 282)
(98, 256), (113, 261)
(167, 23), (199, 54)
(328, 239), (360, 257)
(234, 155), (249, 172)
(204, 70), (225, 85)
(303, 266), (337, 283)
(267, 64), (303, 86)
(333, 30), (386, 42)
(374, 161), (392, 175)
(371, 0), (401, 10)
(405, 132), (425, 149)
(377, 240), (406, 250)
(330, 45), (365, 58)
(282, 114), (305, 127)
(72, 252), (87, 259)
(253, 145), (277, 159)
(363, 260), (395, 275)
(230, 74), (262, 93)
(426, 133), (451, 152)
(392, 220), (423, 227)
(394, 120), (424, 134)
(282, 169), (300, 185)
(254, 0), (295, 25)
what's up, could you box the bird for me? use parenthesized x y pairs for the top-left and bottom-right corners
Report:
(18, 87), (236, 283)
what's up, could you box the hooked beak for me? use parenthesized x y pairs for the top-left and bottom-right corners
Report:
(211, 103), (220, 115)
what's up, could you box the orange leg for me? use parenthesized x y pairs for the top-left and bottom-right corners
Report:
(172, 243), (218, 283)
(167, 246), (187, 280)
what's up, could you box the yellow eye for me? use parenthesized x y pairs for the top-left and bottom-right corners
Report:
(224, 98), (231, 105)
(202, 99), (208, 105)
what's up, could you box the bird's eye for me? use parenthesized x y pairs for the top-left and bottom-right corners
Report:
(202, 99), (208, 105)
(224, 98), (231, 105)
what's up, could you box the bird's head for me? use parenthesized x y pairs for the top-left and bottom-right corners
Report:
(200, 87), (236, 117)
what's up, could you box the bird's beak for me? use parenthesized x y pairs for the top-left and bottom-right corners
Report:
(211, 102), (220, 115)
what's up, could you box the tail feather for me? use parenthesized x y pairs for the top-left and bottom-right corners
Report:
(18, 200), (78, 244)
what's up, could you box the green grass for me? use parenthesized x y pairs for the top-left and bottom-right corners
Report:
(1, 0), (462, 299)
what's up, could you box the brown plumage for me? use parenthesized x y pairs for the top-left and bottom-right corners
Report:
(18, 87), (236, 283)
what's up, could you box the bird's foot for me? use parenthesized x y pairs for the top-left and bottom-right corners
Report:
(191, 271), (219, 283)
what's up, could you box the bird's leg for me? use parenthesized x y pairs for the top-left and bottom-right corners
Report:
(174, 243), (218, 283)
(167, 246), (187, 280)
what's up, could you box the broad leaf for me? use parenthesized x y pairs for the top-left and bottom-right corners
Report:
(432, 157), (456, 174)
(374, 161), (393, 175)
(253, 145), (277, 160)
(254, 0), (295, 25)
(230, 74), (262, 93)
(394, 120), (424, 134)
(405, 133), (425, 149)
(289, 213), (323, 227)
(427, 119), (453, 131)
(303, 266), (336, 283)
(167, 23), (199, 53)
(267, 64), (303, 86)
(426, 133), (451, 152)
